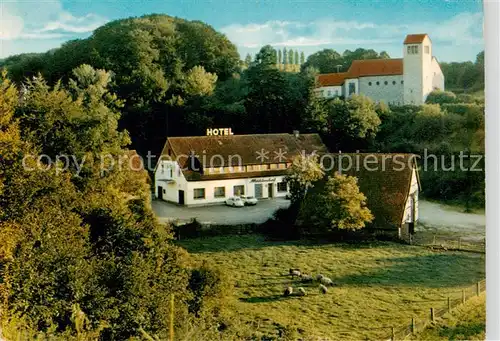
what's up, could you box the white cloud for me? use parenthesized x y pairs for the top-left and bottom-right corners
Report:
(0, 1), (107, 42)
(221, 12), (483, 61)
(0, 5), (24, 39)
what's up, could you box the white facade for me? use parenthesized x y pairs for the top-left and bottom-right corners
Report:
(315, 85), (342, 98)
(154, 159), (289, 206)
(358, 75), (404, 105)
(316, 34), (444, 105)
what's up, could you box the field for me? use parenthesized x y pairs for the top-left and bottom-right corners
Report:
(411, 294), (485, 340)
(178, 235), (485, 340)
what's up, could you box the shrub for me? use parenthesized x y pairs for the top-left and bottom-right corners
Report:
(426, 90), (457, 104)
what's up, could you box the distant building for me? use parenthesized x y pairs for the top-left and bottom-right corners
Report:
(154, 132), (328, 206)
(315, 34), (445, 106)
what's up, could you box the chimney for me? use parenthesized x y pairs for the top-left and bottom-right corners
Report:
(293, 130), (300, 138)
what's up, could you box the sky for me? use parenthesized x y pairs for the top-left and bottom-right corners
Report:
(0, 0), (484, 62)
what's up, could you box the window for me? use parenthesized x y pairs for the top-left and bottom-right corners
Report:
(214, 186), (225, 198)
(193, 188), (205, 199)
(368, 82), (372, 86)
(327, 90), (332, 97)
(424, 46), (429, 54)
(348, 82), (356, 95)
(401, 80), (404, 85)
(277, 182), (287, 193)
(335, 90), (339, 96)
(376, 81), (380, 86)
(384, 81), (388, 85)
(407, 45), (419, 54)
(392, 81), (396, 85)
(168, 168), (173, 178)
(233, 185), (244, 196)
(278, 163), (286, 169)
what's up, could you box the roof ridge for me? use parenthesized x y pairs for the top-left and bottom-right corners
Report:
(168, 133), (319, 139)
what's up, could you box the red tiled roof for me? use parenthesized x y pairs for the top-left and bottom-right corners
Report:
(404, 34), (429, 44)
(317, 72), (348, 86)
(161, 133), (329, 168)
(347, 59), (403, 78)
(316, 59), (403, 88)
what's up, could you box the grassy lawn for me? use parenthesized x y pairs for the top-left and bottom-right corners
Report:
(178, 235), (485, 340)
(411, 294), (485, 340)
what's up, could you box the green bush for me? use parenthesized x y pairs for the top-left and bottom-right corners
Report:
(425, 90), (457, 104)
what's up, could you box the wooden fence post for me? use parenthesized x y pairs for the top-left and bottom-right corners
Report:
(169, 293), (175, 341)
(477, 282), (480, 296)
(411, 318), (415, 334)
(391, 327), (395, 341)
(462, 289), (466, 304)
(448, 297), (451, 312)
(430, 308), (435, 322)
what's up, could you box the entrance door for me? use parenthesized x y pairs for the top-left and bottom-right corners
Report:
(158, 186), (163, 200)
(254, 184), (263, 198)
(178, 190), (185, 205)
(268, 183), (274, 198)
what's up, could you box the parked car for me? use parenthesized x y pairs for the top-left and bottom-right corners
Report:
(225, 196), (245, 207)
(240, 195), (258, 206)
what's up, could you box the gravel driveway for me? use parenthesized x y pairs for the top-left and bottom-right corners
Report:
(417, 200), (485, 241)
(152, 198), (290, 225)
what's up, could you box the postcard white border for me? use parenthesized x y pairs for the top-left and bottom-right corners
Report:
(484, 1), (499, 340)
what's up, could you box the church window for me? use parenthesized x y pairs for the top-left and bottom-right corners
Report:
(401, 80), (404, 85)
(368, 82), (372, 86)
(392, 81), (396, 85)
(413, 46), (418, 54)
(376, 81), (380, 86)
(384, 81), (388, 85)
(407, 46), (411, 54)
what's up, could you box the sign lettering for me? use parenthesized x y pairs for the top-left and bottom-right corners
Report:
(206, 128), (234, 136)
(250, 178), (277, 183)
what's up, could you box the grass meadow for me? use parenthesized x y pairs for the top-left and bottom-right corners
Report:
(178, 234), (485, 340)
(411, 294), (485, 340)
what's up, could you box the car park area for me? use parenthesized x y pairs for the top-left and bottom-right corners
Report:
(152, 197), (290, 225)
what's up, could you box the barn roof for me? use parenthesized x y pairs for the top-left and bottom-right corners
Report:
(299, 153), (420, 230)
(403, 34), (429, 44)
(161, 133), (328, 169)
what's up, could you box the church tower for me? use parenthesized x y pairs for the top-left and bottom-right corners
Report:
(403, 34), (433, 105)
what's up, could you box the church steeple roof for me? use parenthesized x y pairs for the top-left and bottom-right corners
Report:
(403, 34), (429, 44)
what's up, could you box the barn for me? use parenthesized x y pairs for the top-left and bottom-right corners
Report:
(298, 153), (421, 241)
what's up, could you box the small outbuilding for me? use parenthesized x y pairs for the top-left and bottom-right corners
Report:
(299, 153), (421, 241)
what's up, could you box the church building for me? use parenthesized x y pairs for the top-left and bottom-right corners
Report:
(315, 34), (445, 105)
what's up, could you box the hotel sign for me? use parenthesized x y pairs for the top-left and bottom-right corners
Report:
(206, 128), (234, 136)
(250, 178), (277, 183)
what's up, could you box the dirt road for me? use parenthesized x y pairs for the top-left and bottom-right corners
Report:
(417, 200), (485, 241)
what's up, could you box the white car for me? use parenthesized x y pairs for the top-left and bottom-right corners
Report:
(225, 197), (245, 207)
(239, 195), (258, 206)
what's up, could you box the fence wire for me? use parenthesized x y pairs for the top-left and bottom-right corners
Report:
(324, 279), (485, 341)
